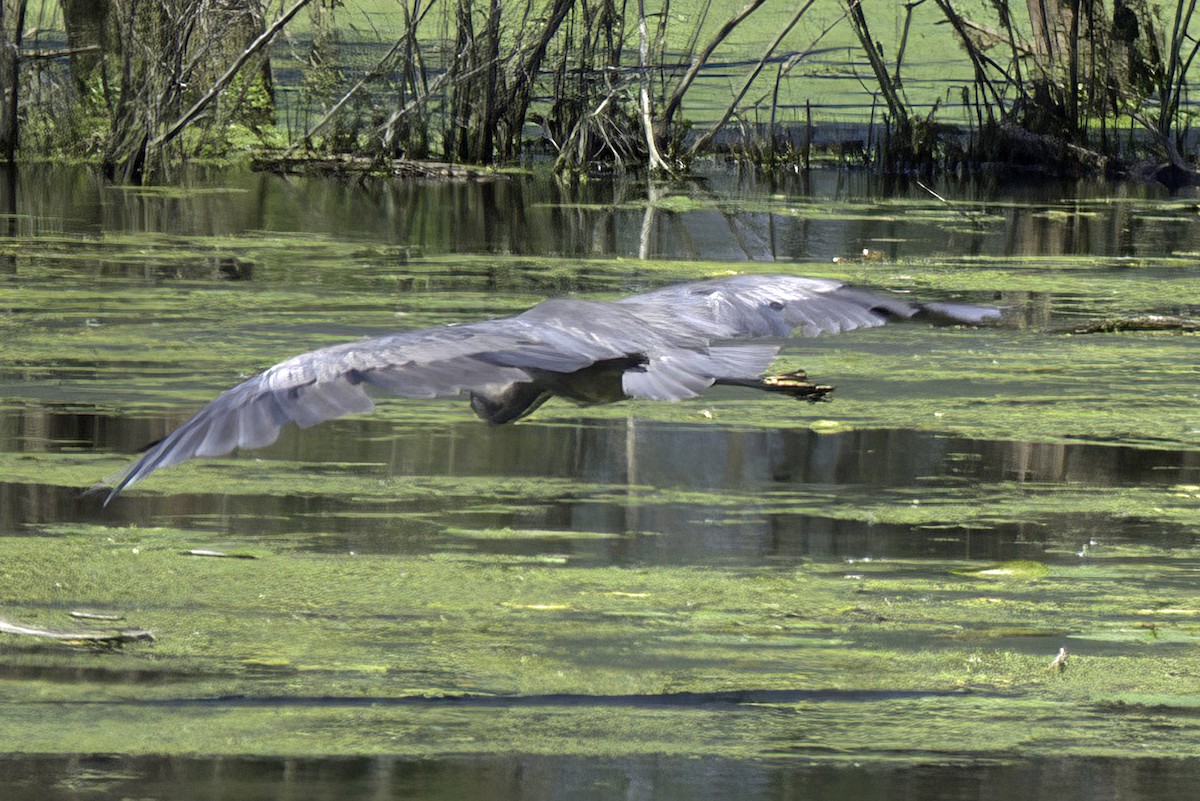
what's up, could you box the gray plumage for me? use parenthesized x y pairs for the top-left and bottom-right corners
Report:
(101, 274), (1000, 502)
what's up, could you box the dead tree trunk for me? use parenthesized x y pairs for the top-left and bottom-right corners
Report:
(1024, 0), (1106, 142)
(845, 0), (913, 152)
(61, 0), (111, 100)
(477, 0), (501, 162)
(0, 0), (27, 163)
(0, 162), (13, 273)
(96, 0), (290, 182)
(448, 0), (480, 161)
(495, 0), (574, 160)
(637, 0), (669, 172)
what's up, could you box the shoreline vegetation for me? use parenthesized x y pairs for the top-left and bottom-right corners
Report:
(1, 1), (1199, 184)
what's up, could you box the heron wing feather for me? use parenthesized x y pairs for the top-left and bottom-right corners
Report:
(102, 317), (624, 502)
(103, 275), (999, 501)
(618, 274), (997, 338)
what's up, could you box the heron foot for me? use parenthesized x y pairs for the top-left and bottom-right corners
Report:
(761, 369), (835, 402)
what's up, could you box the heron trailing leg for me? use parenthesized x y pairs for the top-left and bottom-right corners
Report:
(716, 369), (834, 402)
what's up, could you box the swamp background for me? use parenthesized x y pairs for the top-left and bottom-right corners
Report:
(0, 1), (1199, 800)
(6, 0), (1200, 178)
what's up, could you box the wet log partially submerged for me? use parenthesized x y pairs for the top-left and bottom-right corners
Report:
(988, 122), (1108, 177)
(1059, 315), (1200, 334)
(250, 155), (507, 181)
(0, 617), (155, 646)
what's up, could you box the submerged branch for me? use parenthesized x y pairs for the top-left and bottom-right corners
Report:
(1058, 315), (1200, 334)
(252, 154), (501, 180)
(0, 617), (155, 645)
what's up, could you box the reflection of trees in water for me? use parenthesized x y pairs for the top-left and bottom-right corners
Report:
(2, 404), (1196, 564)
(0, 165), (13, 274)
(6, 749), (1200, 801)
(0, 166), (1196, 263)
(0, 165), (1195, 268)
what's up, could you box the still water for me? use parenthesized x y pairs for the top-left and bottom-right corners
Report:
(1, 163), (1199, 798)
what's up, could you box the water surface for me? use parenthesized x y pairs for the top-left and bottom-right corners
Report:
(1, 164), (1198, 798)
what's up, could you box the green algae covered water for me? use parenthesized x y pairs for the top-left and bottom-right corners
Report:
(0, 164), (1198, 799)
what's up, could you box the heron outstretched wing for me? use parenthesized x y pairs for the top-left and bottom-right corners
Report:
(609, 275), (1000, 400)
(617, 274), (1000, 339)
(101, 274), (1000, 501)
(101, 313), (644, 502)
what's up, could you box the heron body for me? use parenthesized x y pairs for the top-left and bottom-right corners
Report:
(101, 274), (1000, 502)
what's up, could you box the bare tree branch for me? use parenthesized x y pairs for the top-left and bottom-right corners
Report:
(285, 0), (435, 156)
(661, 0), (767, 131)
(687, 0), (816, 158)
(151, 0), (315, 150)
(637, 0), (670, 172)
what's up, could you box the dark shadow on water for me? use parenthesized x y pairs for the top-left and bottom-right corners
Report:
(4, 408), (1199, 565)
(3, 751), (1200, 801)
(0, 660), (204, 686)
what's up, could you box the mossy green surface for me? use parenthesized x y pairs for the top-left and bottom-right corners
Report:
(6, 525), (1200, 760)
(2, 179), (1199, 768)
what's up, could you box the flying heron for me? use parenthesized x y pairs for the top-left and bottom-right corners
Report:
(101, 273), (1000, 503)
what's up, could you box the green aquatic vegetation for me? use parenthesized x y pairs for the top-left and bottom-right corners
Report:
(3, 200), (1200, 768)
(5, 524), (1200, 759)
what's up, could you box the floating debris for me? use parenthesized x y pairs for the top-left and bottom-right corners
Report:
(0, 617), (154, 646)
(1049, 647), (1069, 673)
(68, 610), (124, 621)
(952, 561), (1051, 581)
(181, 549), (258, 559)
(1060, 315), (1200, 334)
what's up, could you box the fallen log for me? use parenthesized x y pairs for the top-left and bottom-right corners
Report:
(0, 617), (154, 645)
(1058, 315), (1200, 334)
(250, 155), (505, 181)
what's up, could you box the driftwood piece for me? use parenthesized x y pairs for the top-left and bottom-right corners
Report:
(0, 617), (154, 645)
(68, 610), (125, 621)
(250, 155), (504, 181)
(995, 122), (1107, 175)
(1059, 315), (1200, 334)
(182, 549), (257, 559)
